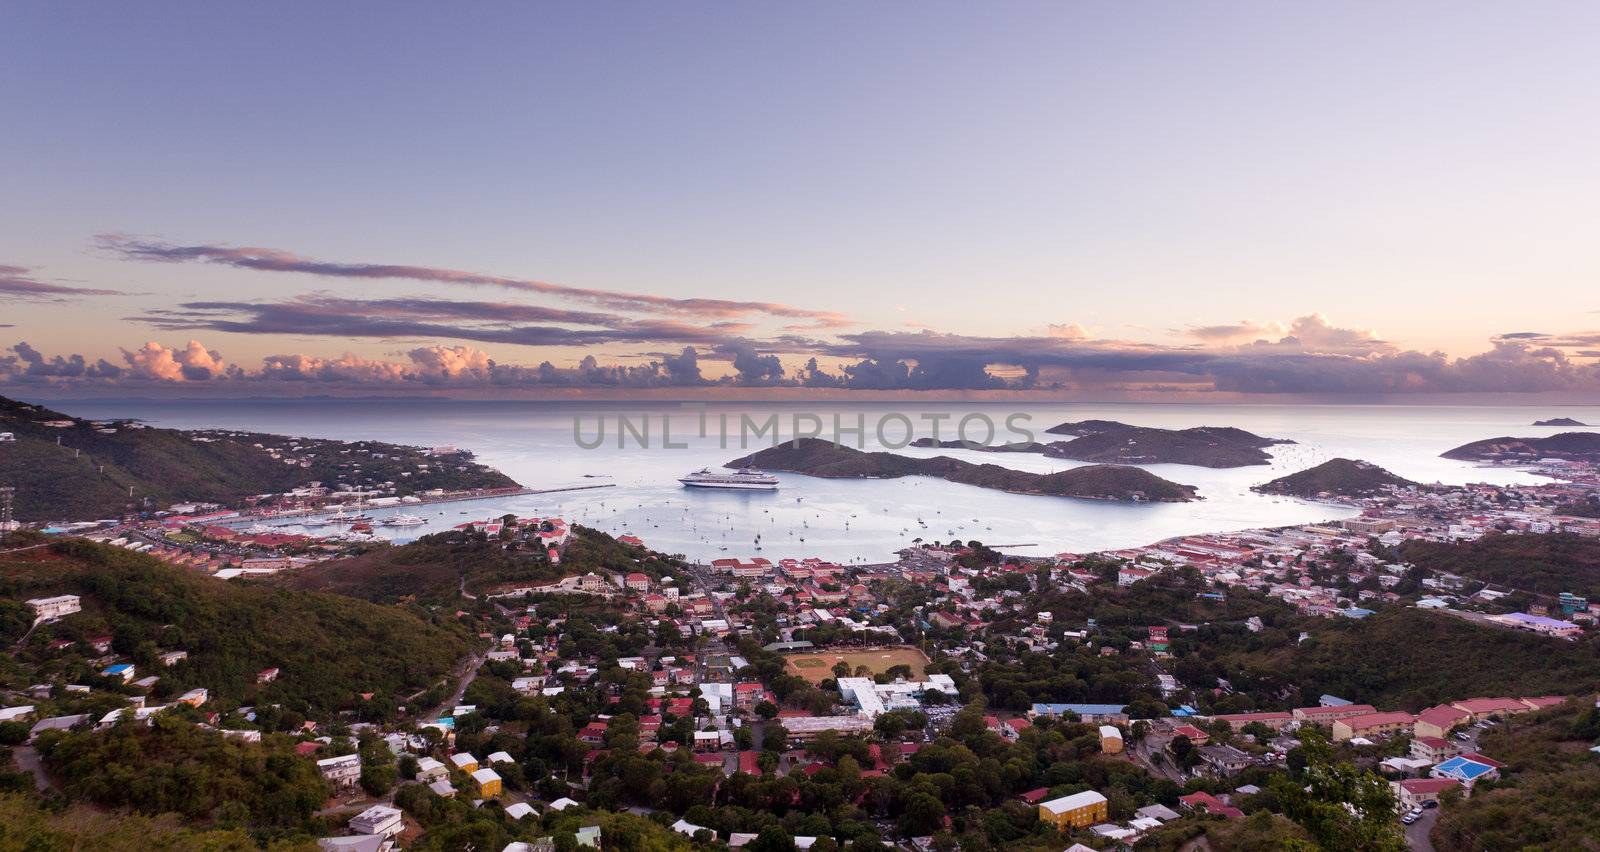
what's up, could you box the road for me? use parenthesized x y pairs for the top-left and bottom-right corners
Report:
(11, 744), (54, 793)
(1405, 807), (1438, 852)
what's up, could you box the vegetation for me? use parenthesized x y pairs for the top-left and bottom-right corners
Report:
(1254, 458), (1418, 499)
(1400, 531), (1600, 598)
(0, 792), (286, 851)
(1432, 698), (1600, 851)
(1042, 420), (1292, 467)
(0, 393), (516, 522)
(732, 437), (1198, 501)
(1440, 431), (1600, 462)
(38, 714), (329, 840)
(283, 523), (682, 604)
(2, 534), (471, 716)
(1211, 608), (1600, 712)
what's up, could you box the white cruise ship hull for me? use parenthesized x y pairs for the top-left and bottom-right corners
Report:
(679, 478), (779, 491)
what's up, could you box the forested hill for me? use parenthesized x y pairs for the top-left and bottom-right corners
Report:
(1400, 531), (1600, 598)
(282, 523), (682, 605)
(0, 534), (471, 716)
(732, 438), (1198, 501)
(1253, 458), (1418, 498)
(0, 393), (517, 522)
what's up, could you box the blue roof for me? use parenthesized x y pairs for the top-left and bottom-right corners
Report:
(1434, 757), (1496, 780)
(1032, 703), (1129, 716)
(104, 664), (132, 673)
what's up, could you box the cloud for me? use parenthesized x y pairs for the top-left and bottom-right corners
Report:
(121, 340), (230, 381)
(99, 235), (850, 325)
(0, 264), (123, 301)
(1183, 320), (1283, 342)
(136, 295), (753, 349)
(1047, 322), (1089, 340)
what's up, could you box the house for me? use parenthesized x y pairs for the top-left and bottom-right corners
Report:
(1494, 612), (1582, 638)
(1099, 725), (1123, 754)
(1414, 705), (1473, 739)
(449, 752), (479, 773)
(428, 779), (455, 797)
(1392, 777), (1462, 810)
(1170, 724), (1209, 746)
(1030, 703), (1129, 723)
(177, 688), (208, 707)
(317, 754), (362, 790)
(1197, 744), (1253, 775)
(486, 751), (514, 765)
(102, 663), (136, 683)
(471, 767), (502, 797)
(1038, 790), (1109, 830)
(624, 572), (651, 591)
(1332, 711), (1415, 742)
(1210, 711), (1295, 733)
(1178, 791), (1244, 820)
(1450, 697), (1535, 721)
(415, 756), (449, 782)
(258, 667), (280, 683)
(158, 651), (188, 667)
(1292, 704), (1376, 727)
(317, 837), (391, 852)
(671, 818), (717, 840)
(1410, 736), (1462, 763)
(1431, 756), (1500, 786)
(505, 802), (536, 820)
(348, 804), (403, 837)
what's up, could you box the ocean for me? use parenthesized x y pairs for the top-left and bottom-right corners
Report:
(59, 399), (1600, 563)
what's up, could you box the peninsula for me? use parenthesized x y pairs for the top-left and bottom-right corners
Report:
(1441, 432), (1600, 463)
(1253, 458), (1418, 499)
(730, 438), (1197, 501)
(1533, 417), (1590, 427)
(912, 420), (1292, 468)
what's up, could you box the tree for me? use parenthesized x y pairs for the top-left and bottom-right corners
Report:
(1269, 727), (1406, 852)
(754, 700), (778, 720)
(899, 791), (947, 836)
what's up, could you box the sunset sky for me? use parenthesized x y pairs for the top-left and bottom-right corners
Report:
(4, 2), (1600, 397)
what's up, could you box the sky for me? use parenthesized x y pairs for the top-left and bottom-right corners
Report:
(4, 2), (1600, 398)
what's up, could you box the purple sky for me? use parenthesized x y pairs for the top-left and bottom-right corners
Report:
(4, 2), (1600, 397)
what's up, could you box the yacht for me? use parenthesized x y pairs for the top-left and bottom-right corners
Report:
(678, 467), (779, 491)
(382, 514), (427, 527)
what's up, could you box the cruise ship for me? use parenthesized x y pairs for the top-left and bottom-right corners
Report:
(679, 467), (780, 491)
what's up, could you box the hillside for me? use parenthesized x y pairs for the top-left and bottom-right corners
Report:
(730, 438), (1198, 501)
(1441, 431), (1600, 463)
(1253, 458), (1418, 499)
(0, 534), (471, 715)
(0, 394), (517, 522)
(1400, 531), (1600, 598)
(1431, 698), (1600, 851)
(1218, 608), (1600, 712)
(1041, 420), (1292, 467)
(283, 523), (679, 604)
(1532, 417), (1589, 426)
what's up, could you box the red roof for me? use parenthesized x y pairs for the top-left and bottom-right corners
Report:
(294, 741), (320, 756)
(737, 750), (762, 774)
(1460, 752), (1506, 769)
(1401, 778), (1461, 794)
(1019, 787), (1050, 804)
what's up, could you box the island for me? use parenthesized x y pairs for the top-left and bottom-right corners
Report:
(910, 420), (1292, 468)
(1441, 432), (1600, 463)
(1533, 417), (1590, 427)
(729, 438), (1197, 501)
(1253, 458), (1418, 499)
(0, 394), (519, 522)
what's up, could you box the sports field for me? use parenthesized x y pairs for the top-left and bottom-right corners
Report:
(783, 647), (930, 683)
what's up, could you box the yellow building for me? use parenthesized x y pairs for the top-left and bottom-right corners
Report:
(1039, 790), (1108, 830)
(471, 767), (502, 797)
(449, 752), (479, 774)
(1099, 725), (1124, 754)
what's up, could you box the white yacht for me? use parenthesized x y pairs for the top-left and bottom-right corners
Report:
(383, 514), (427, 527)
(678, 467), (779, 491)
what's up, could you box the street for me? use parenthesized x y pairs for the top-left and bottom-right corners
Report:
(1405, 807), (1438, 852)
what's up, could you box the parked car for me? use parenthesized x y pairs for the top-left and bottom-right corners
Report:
(1423, 800), (1439, 809)
(1402, 813), (1420, 825)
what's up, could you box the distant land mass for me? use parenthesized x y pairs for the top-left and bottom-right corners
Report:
(1533, 417), (1589, 426)
(730, 438), (1197, 501)
(910, 419), (1292, 468)
(0, 393), (517, 522)
(1253, 458), (1418, 498)
(1441, 431), (1600, 463)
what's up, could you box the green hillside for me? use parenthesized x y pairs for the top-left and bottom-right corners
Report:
(1254, 458), (1418, 498)
(0, 394), (517, 522)
(1400, 532), (1600, 598)
(1, 534), (472, 716)
(731, 438), (1198, 501)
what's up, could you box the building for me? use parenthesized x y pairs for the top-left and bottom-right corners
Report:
(1494, 612), (1582, 638)
(471, 767), (502, 797)
(26, 595), (81, 623)
(1029, 703), (1129, 724)
(1332, 711), (1415, 742)
(1414, 705), (1473, 739)
(780, 715), (875, 740)
(1292, 704), (1376, 727)
(1431, 756), (1500, 786)
(1410, 736), (1462, 763)
(317, 754), (362, 790)
(837, 674), (957, 718)
(348, 804), (403, 837)
(415, 756), (449, 782)
(102, 663), (136, 683)
(1038, 790), (1109, 830)
(449, 752), (479, 773)
(1099, 725), (1123, 754)
(1197, 744), (1253, 775)
(1392, 777), (1462, 811)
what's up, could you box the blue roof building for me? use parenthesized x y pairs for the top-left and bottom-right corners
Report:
(1432, 756), (1498, 783)
(1031, 702), (1131, 721)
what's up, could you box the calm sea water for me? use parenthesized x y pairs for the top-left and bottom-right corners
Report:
(61, 400), (1600, 563)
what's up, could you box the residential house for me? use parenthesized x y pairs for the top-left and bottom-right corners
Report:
(348, 804), (403, 837)
(317, 754), (362, 791)
(1332, 711), (1415, 742)
(1038, 790), (1109, 830)
(1392, 778), (1463, 811)
(471, 767), (502, 797)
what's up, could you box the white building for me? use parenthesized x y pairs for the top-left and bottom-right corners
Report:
(836, 674), (957, 718)
(348, 804), (403, 837)
(26, 595), (81, 623)
(317, 754), (362, 790)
